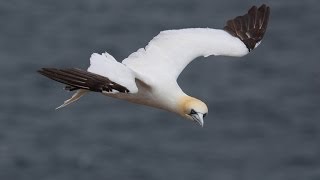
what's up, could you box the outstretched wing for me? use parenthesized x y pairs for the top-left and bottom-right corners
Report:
(38, 68), (131, 93)
(38, 52), (138, 94)
(122, 4), (270, 82)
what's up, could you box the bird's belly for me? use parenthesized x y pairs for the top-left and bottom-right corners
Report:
(104, 91), (171, 112)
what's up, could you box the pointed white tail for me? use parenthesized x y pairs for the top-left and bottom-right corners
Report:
(56, 89), (88, 109)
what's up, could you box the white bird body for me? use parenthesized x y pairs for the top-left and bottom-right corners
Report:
(91, 28), (248, 113)
(39, 5), (270, 126)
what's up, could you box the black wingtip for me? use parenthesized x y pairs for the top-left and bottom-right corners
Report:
(223, 4), (270, 52)
(37, 68), (57, 76)
(37, 67), (130, 93)
(37, 68), (46, 74)
(37, 68), (55, 79)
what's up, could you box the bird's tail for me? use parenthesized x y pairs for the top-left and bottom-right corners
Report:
(55, 89), (88, 109)
(37, 68), (95, 109)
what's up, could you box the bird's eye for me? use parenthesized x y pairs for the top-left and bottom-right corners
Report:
(203, 113), (207, 118)
(190, 109), (196, 115)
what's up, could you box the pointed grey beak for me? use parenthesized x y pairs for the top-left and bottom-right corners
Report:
(191, 113), (204, 127)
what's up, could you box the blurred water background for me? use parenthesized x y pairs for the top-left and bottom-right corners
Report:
(1, 0), (320, 179)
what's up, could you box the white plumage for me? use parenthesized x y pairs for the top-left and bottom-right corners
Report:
(88, 52), (138, 93)
(39, 5), (270, 126)
(123, 29), (248, 81)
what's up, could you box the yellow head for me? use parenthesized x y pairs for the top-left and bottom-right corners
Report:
(178, 96), (208, 127)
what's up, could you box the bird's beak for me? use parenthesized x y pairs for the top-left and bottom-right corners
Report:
(191, 113), (204, 127)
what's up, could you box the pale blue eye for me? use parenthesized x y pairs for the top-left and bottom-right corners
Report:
(189, 109), (196, 115)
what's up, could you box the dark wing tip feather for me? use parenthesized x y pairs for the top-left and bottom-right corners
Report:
(223, 4), (270, 52)
(38, 68), (130, 93)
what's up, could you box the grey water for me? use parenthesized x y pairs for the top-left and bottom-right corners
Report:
(1, 0), (320, 179)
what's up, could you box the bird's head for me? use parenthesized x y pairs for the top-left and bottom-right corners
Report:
(178, 96), (208, 127)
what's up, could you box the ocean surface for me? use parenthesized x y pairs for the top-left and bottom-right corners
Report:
(1, 0), (320, 179)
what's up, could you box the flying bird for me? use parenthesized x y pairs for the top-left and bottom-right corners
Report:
(38, 4), (270, 127)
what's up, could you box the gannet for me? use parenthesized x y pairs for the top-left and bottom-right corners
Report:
(38, 4), (270, 127)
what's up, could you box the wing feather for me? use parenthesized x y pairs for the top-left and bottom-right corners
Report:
(123, 5), (270, 81)
(224, 4), (270, 51)
(38, 68), (130, 93)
